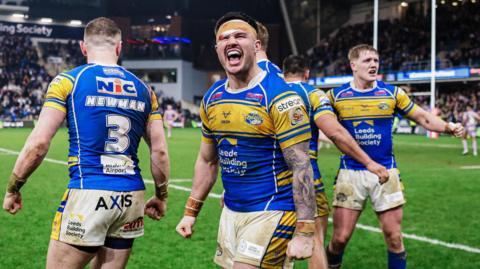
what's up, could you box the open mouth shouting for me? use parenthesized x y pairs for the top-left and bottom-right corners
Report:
(226, 47), (243, 66)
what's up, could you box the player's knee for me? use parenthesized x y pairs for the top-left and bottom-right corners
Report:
(384, 231), (403, 251)
(331, 231), (351, 249)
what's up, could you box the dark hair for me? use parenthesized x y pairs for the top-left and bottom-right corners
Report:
(283, 55), (310, 75)
(214, 11), (258, 35)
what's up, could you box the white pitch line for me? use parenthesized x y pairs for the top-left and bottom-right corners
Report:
(460, 165), (480, 170)
(0, 147), (479, 254)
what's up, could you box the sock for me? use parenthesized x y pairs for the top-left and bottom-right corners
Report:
(473, 140), (477, 155)
(462, 140), (468, 153)
(388, 250), (407, 269)
(326, 246), (344, 269)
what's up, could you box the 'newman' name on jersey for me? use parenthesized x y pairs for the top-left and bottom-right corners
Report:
(85, 96), (146, 112)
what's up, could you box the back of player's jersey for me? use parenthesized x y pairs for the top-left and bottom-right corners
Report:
(44, 64), (160, 191)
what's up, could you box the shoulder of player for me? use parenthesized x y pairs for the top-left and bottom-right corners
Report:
(329, 82), (351, 99)
(202, 79), (227, 105)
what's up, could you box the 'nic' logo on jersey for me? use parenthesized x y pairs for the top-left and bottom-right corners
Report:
(96, 77), (137, 97)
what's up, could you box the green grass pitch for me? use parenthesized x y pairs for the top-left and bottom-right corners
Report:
(0, 128), (479, 268)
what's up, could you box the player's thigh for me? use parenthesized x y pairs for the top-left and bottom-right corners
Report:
(377, 206), (403, 234)
(331, 207), (361, 239)
(91, 243), (133, 269)
(215, 207), (295, 269)
(369, 169), (405, 212)
(332, 169), (368, 210)
(46, 239), (96, 269)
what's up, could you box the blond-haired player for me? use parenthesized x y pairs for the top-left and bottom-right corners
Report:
(325, 44), (464, 269)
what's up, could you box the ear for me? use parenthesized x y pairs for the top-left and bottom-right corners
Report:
(350, 61), (356, 72)
(304, 69), (310, 81)
(79, 41), (87, 57)
(254, 39), (261, 53)
(115, 41), (122, 57)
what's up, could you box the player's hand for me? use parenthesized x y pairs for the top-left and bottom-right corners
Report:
(286, 234), (314, 260)
(220, 190), (224, 208)
(3, 191), (22, 214)
(446, 122), (465, 138)
(176, 216), (196, 238)
(144, 196), (167, 220)
(366, 161), (389, 184)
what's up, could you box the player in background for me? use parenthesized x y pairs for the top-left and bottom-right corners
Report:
(461, 105), (479, 156)
(164, 104), (179, 138)
(2, 17), (170, 269)
(282, 54), (389, 269)
(325, 44), (464, 269)
(176, 12), (316, 268)
(255, 21), (283, 77)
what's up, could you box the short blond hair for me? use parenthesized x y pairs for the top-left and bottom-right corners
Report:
(84, 17), (121, 47)
(348, 44), (378, 61)
(256, 21), (269, 51)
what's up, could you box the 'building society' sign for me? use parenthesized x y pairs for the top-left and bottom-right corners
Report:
(0, 20), (83, 39)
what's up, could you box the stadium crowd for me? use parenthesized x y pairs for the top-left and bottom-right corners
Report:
(308, 2), (480, 76)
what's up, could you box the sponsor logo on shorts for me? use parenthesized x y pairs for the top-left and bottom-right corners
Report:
(96, 77), (137, 97)
(65, 214), (86, 239)
(237, 239), (264, 260)
(95, 194), (133, 211)
(216, 243), (223, 256)
(275, 96), (302, 113)
(336, 192), (347, 202)
(288, 107), (304, 126)
(122, 217), (144, 232)
(245, 111), (263, 125)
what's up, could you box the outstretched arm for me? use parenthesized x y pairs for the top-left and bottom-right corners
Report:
(316, 114), (389, 183)
(143, 118), (170, 220)
(3, 107), (65, 214)
(408, 107), (464, 137)
(282, 141), (316, 259)
(176, 141), (218, 238)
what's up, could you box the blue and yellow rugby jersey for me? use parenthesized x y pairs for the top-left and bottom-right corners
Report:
(43, 63), (162, 191)
(287, 81), (335, 192)
(327, 81), (418, 170)
(257, 59), (283, 77)
(200, 71), (311, 212)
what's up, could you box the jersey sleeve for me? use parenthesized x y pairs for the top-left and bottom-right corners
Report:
(395, 87), (418, 116)
(43, 74), (74, 113)
(309, 89), (335, 121)
(269, 91), (311, 149)
(199, 100), (215, 144)
(148, 89), (163, 121)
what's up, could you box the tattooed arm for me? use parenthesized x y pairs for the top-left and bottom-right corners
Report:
(282, 141), (316, 259)
(282, 141), (316, 221)
(315, 114), (389, 183)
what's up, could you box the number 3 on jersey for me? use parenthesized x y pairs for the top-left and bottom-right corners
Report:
(105, 114), (131, 153)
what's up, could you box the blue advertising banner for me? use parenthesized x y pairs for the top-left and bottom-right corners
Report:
(0, 20), (83, 39)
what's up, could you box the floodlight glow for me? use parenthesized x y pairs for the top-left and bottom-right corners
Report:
(70, 20), (82, 26)
(400, 2), (408, 7)
(40, 18), (53, 23)
(12, 13), (25, 18)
